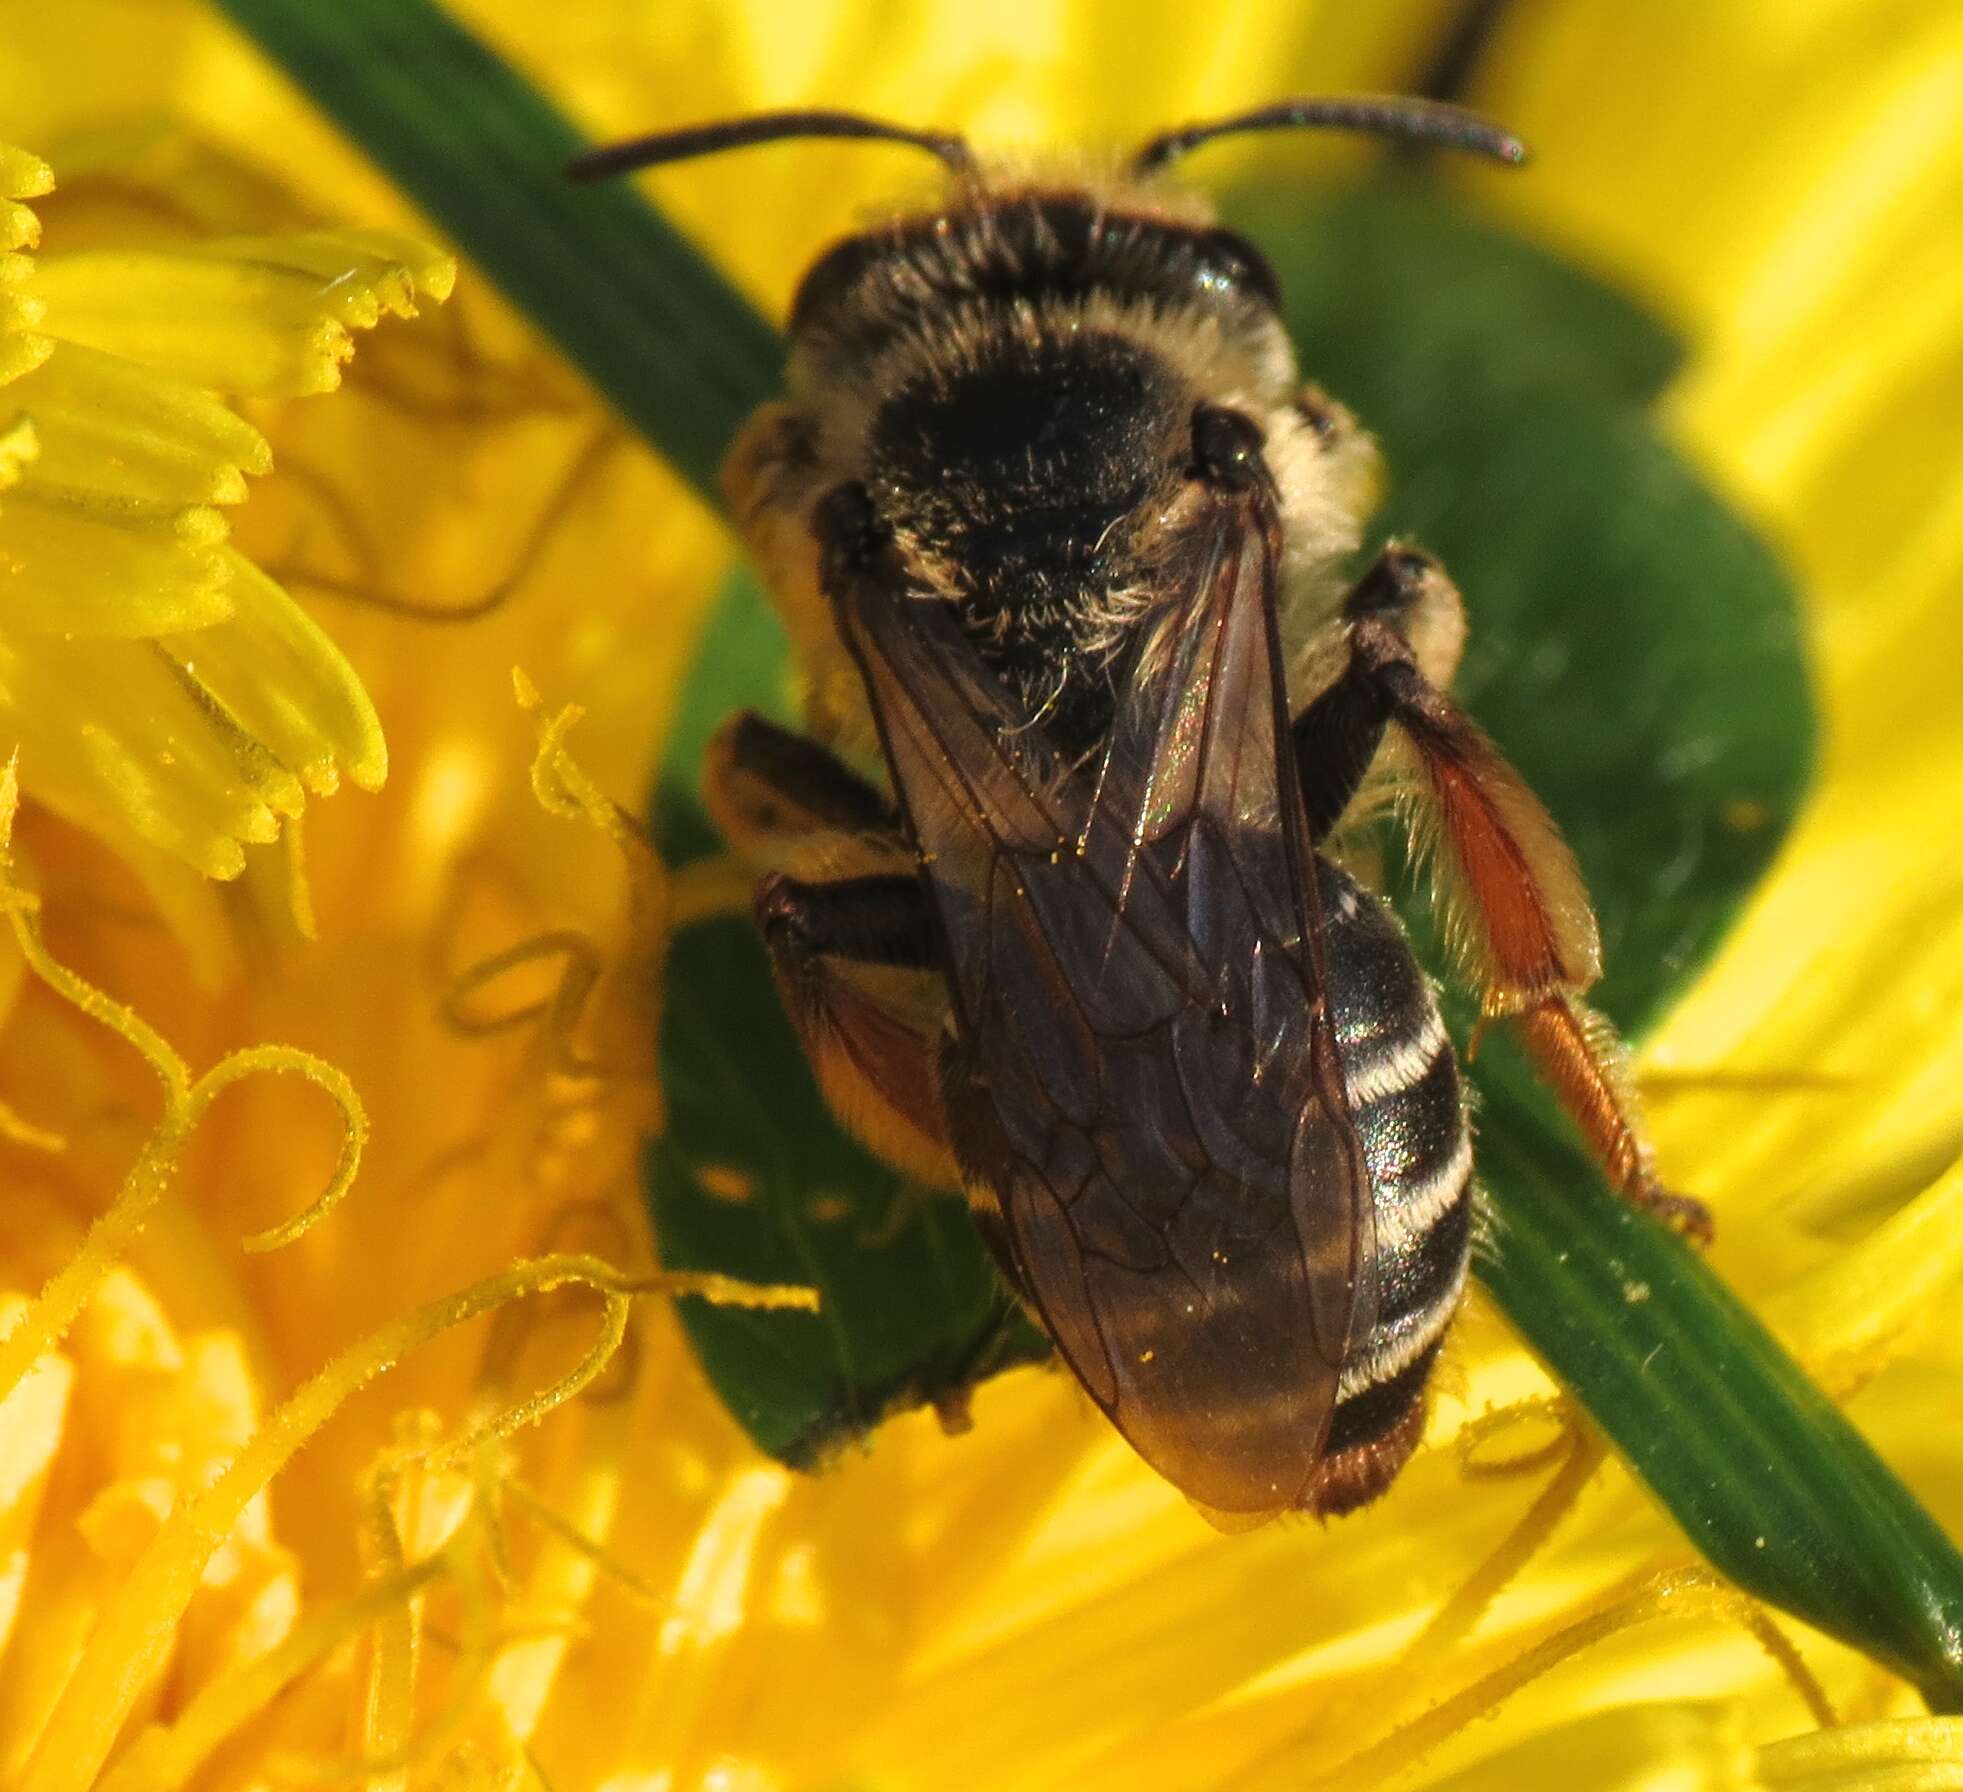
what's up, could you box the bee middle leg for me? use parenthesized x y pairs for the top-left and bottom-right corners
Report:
(704, 711), (959, 1186)
(1292, 546), (1711, 1241)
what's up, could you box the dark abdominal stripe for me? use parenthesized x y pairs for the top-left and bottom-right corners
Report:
(1314, 858), (1472, 1491)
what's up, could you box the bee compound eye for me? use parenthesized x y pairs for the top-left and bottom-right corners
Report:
(1199, 227), (1282, 311)
(1190, 404), (1267, 489)
(813, 480), (888, 570)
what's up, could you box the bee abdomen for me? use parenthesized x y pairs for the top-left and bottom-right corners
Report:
(1305, 858), (1472, 1515)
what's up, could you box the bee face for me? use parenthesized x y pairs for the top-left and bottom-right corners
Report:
(577, 101), (1702, 1521)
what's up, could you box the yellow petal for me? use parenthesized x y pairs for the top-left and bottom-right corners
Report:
(6, 340), (270, 505)
(160, 550), (387, 797)
(0, 486), (232, 635)
(75, 1479), (176, 1573)
(0, 254), (50, 378)
(0, 1298), (72, 1656)
(0, 330), (52, 387)
(0, 149), (50, 286)
(0, 629), (302, 878)
(1759, 1716), (1963, 1788)
(1417, 1700), (1756, 1792)
(30, 230), (457, 396)
(0, 145), (449, 880)
(0, 145), (53, 208)
(0, 412), (35, 486)
(186, 227), (458, 318)
(1767, 1151), (1963, 1395)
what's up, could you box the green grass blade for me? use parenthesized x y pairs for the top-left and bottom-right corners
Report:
(1477, 1038), (1963, 1709)
(214, 0), (780, 508)
(221, 0), (1963, 1705)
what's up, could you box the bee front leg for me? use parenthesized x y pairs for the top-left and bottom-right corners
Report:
(704, 709), (898, 860)
(1293, 546), (1711, 1241)
(757, 871), (936, 973)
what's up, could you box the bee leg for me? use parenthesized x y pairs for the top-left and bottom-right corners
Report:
(704, 714), (955, 1182)
(755, 870), (960, 1188)
(704, 710), (897, 860)
(758, 871), (934, 968)
(1296, 548), (1711, 1241)
(1292, 543), (1466, 840)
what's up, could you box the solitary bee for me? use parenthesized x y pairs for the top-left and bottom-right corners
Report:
(575, 98), (1707, 1523)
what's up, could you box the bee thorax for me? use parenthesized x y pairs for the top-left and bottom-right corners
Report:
(868, 328), (1188, 754)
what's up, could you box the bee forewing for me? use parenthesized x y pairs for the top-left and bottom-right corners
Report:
(834, 492), (1375, 1519)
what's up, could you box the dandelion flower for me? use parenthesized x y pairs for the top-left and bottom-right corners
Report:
(0, 2), (1959, 1789)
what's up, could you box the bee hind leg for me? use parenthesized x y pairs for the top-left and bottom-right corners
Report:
(1292, 543), (1467, 840)
(1292, 546), (1711, 1242)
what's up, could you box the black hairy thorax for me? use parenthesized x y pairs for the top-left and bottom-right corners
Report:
(866, 327), (1185, 760)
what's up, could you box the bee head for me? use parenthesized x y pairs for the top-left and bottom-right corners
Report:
(571, 100), (1523, 392)
(581, 101), (1522, 754)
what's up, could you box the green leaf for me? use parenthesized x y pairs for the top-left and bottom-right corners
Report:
(1475, 1035), (1963, 1708)
(1234, 179), (1803, 1031)
(214, 0), (780, 508)
(224, 3), (1963, 1702)
(645, 568), (1048, 1467)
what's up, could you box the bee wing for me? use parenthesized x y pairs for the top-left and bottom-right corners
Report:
(834, 491), (1376, 1521)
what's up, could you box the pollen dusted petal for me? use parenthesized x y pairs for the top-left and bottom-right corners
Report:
(0, 413), (35, 487)
(0, 329), (51, 388)
(189, 228), (459, 323)
(0, 245), (51, 381)
(0, 146), (52, 208)
(0, 627), (304, 878)
(8, 341), (272, 505)
(0, 200), (39, 254)
(0, 147), (447, 879)
(0, 487), (235, 636)
(30, 230), (456, 397)
(160, 551), (388, 798)
(0, 190), (43, 401)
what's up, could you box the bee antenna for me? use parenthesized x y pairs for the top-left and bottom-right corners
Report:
(567, 110), (975, 182)
(1131, 95), (1528, 176)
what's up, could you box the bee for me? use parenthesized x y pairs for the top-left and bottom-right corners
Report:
(574, 98), (1709, 1524)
